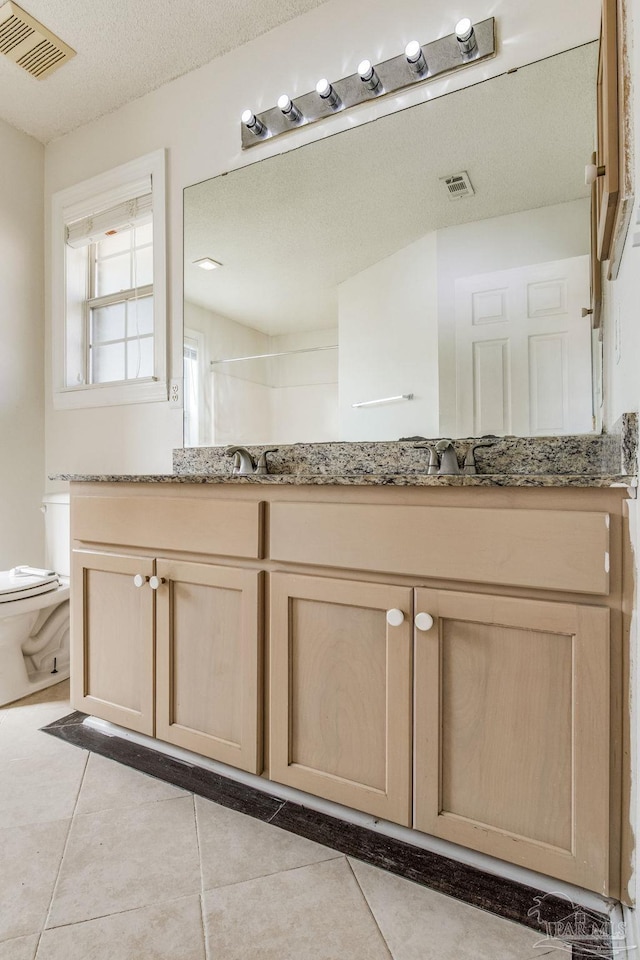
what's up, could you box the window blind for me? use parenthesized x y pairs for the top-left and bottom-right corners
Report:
(65, 189), (152, 249)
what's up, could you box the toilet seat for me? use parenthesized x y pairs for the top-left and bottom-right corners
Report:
(0, 568), (60, 604)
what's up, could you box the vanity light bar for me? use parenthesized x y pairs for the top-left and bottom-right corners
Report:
(241, 17), (495, 149)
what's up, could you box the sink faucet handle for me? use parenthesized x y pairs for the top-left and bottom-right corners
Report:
(255, 448), (279, 476)
(414, 443), (439, 475)
(463, 440), (496, 475)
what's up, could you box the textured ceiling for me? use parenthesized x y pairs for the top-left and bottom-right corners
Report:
(184, 43), (597, 335)
(0, 0), (330, 142)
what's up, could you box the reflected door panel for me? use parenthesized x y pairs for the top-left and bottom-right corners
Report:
(455, 256), (592, 436)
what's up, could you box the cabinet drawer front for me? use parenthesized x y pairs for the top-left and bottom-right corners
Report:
(73, 496), (263, 559)
(270, 502), (610, 594)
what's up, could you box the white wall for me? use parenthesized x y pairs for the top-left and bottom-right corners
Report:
(269, 329), (338, 444)
(43, 0), (601, 489)
(184, 302), (337, 443)
(339, 232), (439, 440)
(0, 118), (45, 569)
(436, 199), (591, 434)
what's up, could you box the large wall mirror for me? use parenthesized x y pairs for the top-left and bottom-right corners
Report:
(183, 43), (598, 446)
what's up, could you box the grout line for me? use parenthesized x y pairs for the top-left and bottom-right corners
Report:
(39, 891), (203, 934)
(199, 893), (210, 960)
(39, 744), (90, 942)
(200, 853), (345, 896)
(345, 857), (394, 959)
(193, 794), (205, 899)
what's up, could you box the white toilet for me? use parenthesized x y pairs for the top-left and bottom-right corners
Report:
(0, 494), (71, 707)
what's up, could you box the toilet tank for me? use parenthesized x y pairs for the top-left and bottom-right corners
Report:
(42, 493), (70, 577)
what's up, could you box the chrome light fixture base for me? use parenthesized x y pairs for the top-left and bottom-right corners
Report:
(241, 17), (496, 149)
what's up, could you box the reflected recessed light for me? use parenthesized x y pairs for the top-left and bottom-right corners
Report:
(194, 257), (222, 271)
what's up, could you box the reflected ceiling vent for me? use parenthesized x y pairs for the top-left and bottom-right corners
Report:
(440, 171), (475, 200)
(0, 1), (75, 79)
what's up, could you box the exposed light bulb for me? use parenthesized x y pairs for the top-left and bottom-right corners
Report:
(315, 77), (341, 109)
(241, 109), (266, 136)
(357, 58), (382, 93)
(277, 93), (302, 123)
(455, 17), (477, 54)
(405, 40), (427, 75)
(455, 18), (472, 40)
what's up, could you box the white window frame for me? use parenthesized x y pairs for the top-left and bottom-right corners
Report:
(51, 150), (167, 409)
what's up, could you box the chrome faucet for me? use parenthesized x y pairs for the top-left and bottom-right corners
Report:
(415, 438), (496, 475)
(415, 439), (460, 475)
(435, 439), (460, 475)
(226, 446), (278, 476)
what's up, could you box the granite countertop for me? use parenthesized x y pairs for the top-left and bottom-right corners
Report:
(52, 472), (637, 488)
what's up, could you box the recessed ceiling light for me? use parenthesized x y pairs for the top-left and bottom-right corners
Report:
(193, 257), (222, 270)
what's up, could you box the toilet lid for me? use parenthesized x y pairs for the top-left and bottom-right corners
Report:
(0, 569), (60, 603)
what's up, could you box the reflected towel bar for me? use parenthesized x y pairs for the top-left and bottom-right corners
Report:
(352, 393), (414, 408)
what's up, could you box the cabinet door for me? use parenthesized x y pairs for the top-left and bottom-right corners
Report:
(71, 550), (155, 734)
(414, 588), (610, 892)
(155, 560), (263, 774)
(270, 573), (413, 825)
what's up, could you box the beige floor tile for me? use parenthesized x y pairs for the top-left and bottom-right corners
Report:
(46, 796), (201, 928)
(0, 680), (70, 715)
(0, 820), (69, 941)
(75, 753), (188, 815)
(0, 935), (39, 960)
(0, 751), (87, 827)
(202, 857), (391, 960)
(36, 895), (205, 960)
(195, 795), (341, 891)
(349, 858), (549, 960)
(0, 683), (76, 763)
(0, 724), (80, 763)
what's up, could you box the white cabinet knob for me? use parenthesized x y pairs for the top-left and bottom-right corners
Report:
(585, 162), (605, 186)
(415, 612), (434, 631)
(149, 576), (165, 590)
(133, 574), (146, 588)
(386, 608), (405, 627)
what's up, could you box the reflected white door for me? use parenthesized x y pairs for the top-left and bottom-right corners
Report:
(455, 256), (592, 436)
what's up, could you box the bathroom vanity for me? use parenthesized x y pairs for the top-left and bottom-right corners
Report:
(62, 448), (635, 901)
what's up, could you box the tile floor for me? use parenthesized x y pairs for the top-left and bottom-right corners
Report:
(0, 681), (569, 959)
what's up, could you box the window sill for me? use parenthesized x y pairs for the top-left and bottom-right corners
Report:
(53, 378), (168, 410)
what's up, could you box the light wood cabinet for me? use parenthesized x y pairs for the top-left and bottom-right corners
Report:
(69, 481), (628, 898)
(72, 546), (263, 773)
(270, 573), (413, 824)
(413, 588), (610, 890)
(71, 550), (155, 735)
(155, 559), (263, 772)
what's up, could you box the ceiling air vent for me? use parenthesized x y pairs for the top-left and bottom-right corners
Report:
(0, 1), (74, 79)
(440, 171), (475, 201)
